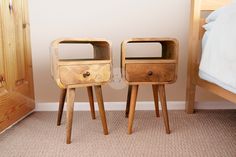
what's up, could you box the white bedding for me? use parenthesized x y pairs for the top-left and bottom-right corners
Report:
(199, 2), (236, 93)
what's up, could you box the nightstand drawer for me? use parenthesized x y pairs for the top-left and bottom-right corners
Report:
(125, 63), (176, 83)
(59, 64), (111, 85)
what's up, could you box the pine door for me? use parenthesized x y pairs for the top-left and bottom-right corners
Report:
(0, 0), (35, 132)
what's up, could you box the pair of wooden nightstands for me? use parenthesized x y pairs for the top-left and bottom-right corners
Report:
(51, 38), (178, 144)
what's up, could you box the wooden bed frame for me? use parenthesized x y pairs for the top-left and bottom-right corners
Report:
(186, 0), (236, 113)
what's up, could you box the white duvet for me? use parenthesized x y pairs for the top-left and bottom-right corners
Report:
(199, 2), (236, 93)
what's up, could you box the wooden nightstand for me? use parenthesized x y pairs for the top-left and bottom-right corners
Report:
(121, 38), (179, 134)
(51, 38), (111, 144)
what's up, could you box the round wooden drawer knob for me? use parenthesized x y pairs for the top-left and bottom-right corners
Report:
(83, 71), (90, 78)
(147, 71), (153, 76)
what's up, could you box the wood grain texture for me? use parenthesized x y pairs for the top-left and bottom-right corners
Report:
(127, 85), (139, 134)
(159, 85), (170, 134)
(125, 63), (176, 83)
(196, 77), (236, 103)
(57, 89), (66, 126)
(121, 38), (178, 134)
(0, 6), (4, 89)
(66, 88), (75, 144)
(51, 39), (111, 144)
(152, 85), (160, 117)
(0, 0), (35, 132)
(87, 86), (96, 120)
(121, 38), (178, 85)
(0, 91), (34, 132)
(121, 38), (178, 77)
(125, 85), (132, 118)
(51, 38), (112, 89)
(125, 59), (176, 64)
(13, 0), (26, 83)
(58, 60), (111, 66)
(94, 85), (108, 135)
(185, 0), (235, 113)
(59, 64), (110, 86)
(185, 0), (201, 114)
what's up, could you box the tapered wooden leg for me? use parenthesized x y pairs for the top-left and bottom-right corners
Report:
(87, 86), (96, 120)
(152, 85), (160, 117)
(185, 79), (196, 114)
(66, 88), (75, 144)
(158, 85), (170, 134)
(186, 52), (197, 114)
(57, 89), (67, 126)
(125, 85), (132, 118)
(127, 85), (139, 134)
(94, 85), (108, 135)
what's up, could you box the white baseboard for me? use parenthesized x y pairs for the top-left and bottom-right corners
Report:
(35, 101), (236, 111)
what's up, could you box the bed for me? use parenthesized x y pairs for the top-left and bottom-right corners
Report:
(186, 0), (236, 113)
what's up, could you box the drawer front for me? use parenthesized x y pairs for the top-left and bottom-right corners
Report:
(125, 63), (176, 83)
(59, 64), (111, 85)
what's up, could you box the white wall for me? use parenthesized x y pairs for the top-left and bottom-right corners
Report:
(29, 0), (222, 103)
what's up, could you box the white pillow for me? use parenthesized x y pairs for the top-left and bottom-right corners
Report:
(206, 2), (236, 23)
(202, 22), (215, 31)
(206, 6), (228, 23)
